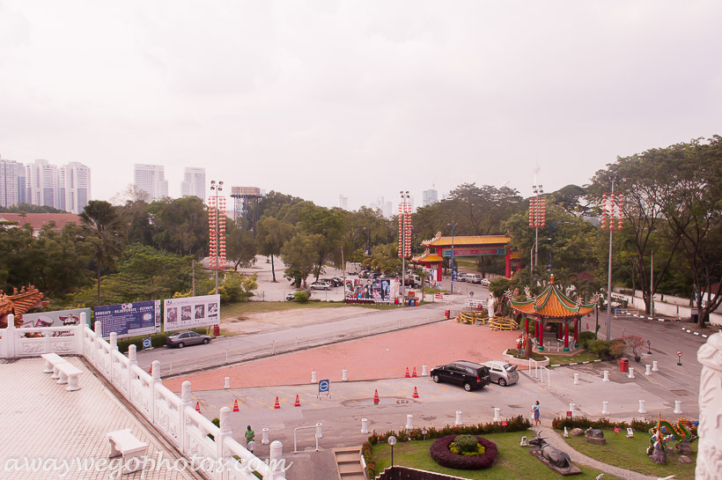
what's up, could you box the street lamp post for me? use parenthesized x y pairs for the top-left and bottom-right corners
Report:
(449, 222), (457, 294)
(601, 180), (623, 340)
(209, 180), (225, 295)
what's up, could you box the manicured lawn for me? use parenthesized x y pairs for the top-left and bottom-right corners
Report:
(564, 429), (696, 480)
(371, 432), (621, 480)
(546, 351), (599, 365)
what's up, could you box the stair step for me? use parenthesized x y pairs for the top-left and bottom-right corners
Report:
(339, 474), (366, 480)
(338, 463), (364, 474)
(336, 452), (360, 462)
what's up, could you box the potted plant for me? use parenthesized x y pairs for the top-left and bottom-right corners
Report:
(619, 335), (645, 362)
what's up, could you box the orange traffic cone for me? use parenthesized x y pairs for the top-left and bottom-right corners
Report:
(195, 401), (201, 413)
(274, 396), (281, 409)
(405, 367), (410, 378)
(232, 399), (239, 412)
(373, 389), (380, 404)
(412, 367), (417, 377)
(294, 394), (301, 407)
(412, 386), (419, 398)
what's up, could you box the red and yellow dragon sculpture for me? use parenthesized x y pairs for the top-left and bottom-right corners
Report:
(0, 285), (49, 328)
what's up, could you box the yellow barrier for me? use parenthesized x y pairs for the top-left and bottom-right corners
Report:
(456, 311), (488, 325)
(489, 317), (519, 331)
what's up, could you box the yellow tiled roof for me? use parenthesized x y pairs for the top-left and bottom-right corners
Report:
(510, 283), (595, 318)
(422, 235), (511, 247)
(411, 253), (444, 263)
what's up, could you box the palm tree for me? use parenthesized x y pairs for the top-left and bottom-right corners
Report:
(80, 201), (125, 305)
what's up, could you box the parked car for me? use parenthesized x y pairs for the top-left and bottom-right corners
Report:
(482, 360), (519, 386)
(467, 274), (483, 284)
(165, 331), (212, 348)
(430, 361), (491, 391)
(456, 273), (470, 282)
(310, 281), (332, 290)
(320, 278), (342, 287)
(285, 292), (297, 301)
(480, 278), (491, 287)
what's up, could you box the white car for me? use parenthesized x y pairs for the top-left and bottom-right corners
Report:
(482, 360), (519, 386)
(480, 278), (491, 287)
(456, 273), (470, 282)
(310, 281), (332, 290)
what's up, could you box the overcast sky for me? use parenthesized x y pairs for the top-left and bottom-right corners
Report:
(1, 1), (720, 211)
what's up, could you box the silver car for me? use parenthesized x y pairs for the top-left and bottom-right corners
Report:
(482, 360), (519, 386)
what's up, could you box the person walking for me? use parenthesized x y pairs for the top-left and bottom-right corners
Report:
(245, 425), (255, 444)
(531, 400), (540, 426)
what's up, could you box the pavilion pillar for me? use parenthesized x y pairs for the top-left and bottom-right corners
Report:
(537, 319), (545, 352)
(557, 323), (562, 339)
(525, 317), (530, 334)
(574, 318), (579, 343)
(505, 251), (511, 278)
(564, 321), (570, 352)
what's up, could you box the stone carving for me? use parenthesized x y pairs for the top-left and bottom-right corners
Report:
(696, 331), (722, 479)
(585, 427), (606, 445)
(528, 435), (572, 468)
(570, 428), (584, 436)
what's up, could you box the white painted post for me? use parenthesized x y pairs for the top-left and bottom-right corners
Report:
(628, 367), (635, 379)
(674, 401), (682, 414)
(422, 364), (427, 376)
(270, 440), (285, 480)
(573, 373), (579, 385)
(224, 376), (230, 389)
(110, 332), (118, 351)
(645, 364), (651, 375)
(127, 345), (137, 401)
(94, 320), (102, 366)
(406, 414), (413, 430)
(455, 410), (463, 426)
(638, 400), (647, 414)
(569, 403), (575, 417)
(603, 370), (609, 382)
(217, 407), (232, 463)
(652, 360), (659, 372)
(602, 401), (610, 415)
(181, 381), (192, 451)
(493, 408), (501, 422)
(151, 360), (161, 423)
(315, 423), (323, 439)
(342, 369), (348, 381)
(311, 370), (317, 384)
(262, 427), (270, 445)
(361, 418), (369, 434)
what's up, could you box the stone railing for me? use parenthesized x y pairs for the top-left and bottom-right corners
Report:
(0, 314), (287, 480)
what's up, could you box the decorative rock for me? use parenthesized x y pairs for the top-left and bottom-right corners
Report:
(585, 427), (606, 445)
(649, 449), (667, 465)
(676, 440), (693, 455)
(678, 455), (692, 464)
(570, 428), (584, 436)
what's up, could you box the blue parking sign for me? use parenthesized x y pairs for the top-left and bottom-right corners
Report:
(142, 337), (152, 349)
(319, 379), (330, 393)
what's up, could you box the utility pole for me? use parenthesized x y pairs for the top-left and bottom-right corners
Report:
(602, 180), (623, 340)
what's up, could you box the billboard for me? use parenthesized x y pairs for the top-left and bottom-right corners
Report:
(441, 247), (507, 257)
(163, 294), (220, 332)
(94, 301), (161, 339)
(21, 308), (92, 329)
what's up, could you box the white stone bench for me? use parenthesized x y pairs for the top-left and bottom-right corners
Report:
(55, 362), (83, 391)
(41, 353), (67, 378)
(107, 429), (149, 474)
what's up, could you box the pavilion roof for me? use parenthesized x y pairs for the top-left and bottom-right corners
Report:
(411, 251), (444, 263)
(510, 277), (596, 318)
(421, 234), (511, 248)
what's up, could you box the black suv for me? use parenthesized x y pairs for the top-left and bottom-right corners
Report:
(430, 361), (491, 392)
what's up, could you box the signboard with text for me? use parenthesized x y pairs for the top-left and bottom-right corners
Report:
(441, 247), (507, 257)
(22, 308), (92, 329)
(94, 301), (161, 339)
(163, 295), (221, 332)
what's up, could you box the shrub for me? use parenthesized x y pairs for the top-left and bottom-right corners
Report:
(588, 339), (625, 360)
(294, 291), (309, 303)
(578, 331), (597, 344)
(454, 435), (480, 454)
(430, 436), (497, 469)
(551, 415), (655, 432)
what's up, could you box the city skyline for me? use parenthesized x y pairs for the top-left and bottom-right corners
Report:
(1, 3), (720, 211)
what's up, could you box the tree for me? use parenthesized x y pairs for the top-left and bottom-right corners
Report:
(225, 220), (257, 270)
(148, 197), (208, 256)
(446, 183), (523, 235)
(80, 201), (125, 305)
(296, 204), (345, 280)
(281, 233), (323, 288)
(256, 217), (295, 282)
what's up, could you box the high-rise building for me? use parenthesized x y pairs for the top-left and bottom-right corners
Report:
(0, 157), (26, 208)
(180, 167), (206, 201)
(133, 164), (168, 202)
(61, 162), (91, 213)
(26, 160), (60, 208)
(422, 188), (438, 207)
(338, 194), (348, 210)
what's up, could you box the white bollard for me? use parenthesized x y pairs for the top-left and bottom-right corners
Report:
(342, 369), (348, 381)
(602, 401), (610, 415)
(674, 401), (682, 414)
(406, 414), (413, 430)
(638, 400), (647, 414)
(422, 364), (427, 376)
(573, 373), (579, 385)
(652, 360), (659, 372)
(224, 376), (230, 389)
(493, 408), (501, 422)
(569, 403), (575, 417)
(602, 370), (609, 382)
(563, 427), (569, 438)
(316, 423), (323, 439)
(262, 427), (270, 445)
(270, 441), (284, 475)
(645, 364), (651, 376)
(311, 370), (317, 384)
(361, 418), (369, 434)
(455, 410), (463, 426)
(628, 367), (635, 379)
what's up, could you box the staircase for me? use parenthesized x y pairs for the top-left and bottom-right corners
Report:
(334, 447), (366, 480)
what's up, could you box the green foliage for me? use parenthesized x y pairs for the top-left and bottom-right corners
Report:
(115, 328), (208, 353)
(453, 435), (480, 454)
(294, 291), (309, 303)
(552, 415), (655, 432)
(578, 331), (597, 344)
(225, 220), (257, 270)
(282, 233), (323, 287)
(209, 271), (258, 304)
(587, 339), (625, 360)
(489, 277), (511, 298)
(449, 441), (486, 456)
(148, 196), (208, 256)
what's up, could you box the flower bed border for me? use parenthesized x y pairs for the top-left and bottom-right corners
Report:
(429, 435), (498, 469)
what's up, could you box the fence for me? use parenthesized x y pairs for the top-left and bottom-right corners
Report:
(1, 314), (286, 480)
(527, 359), (551, 387)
